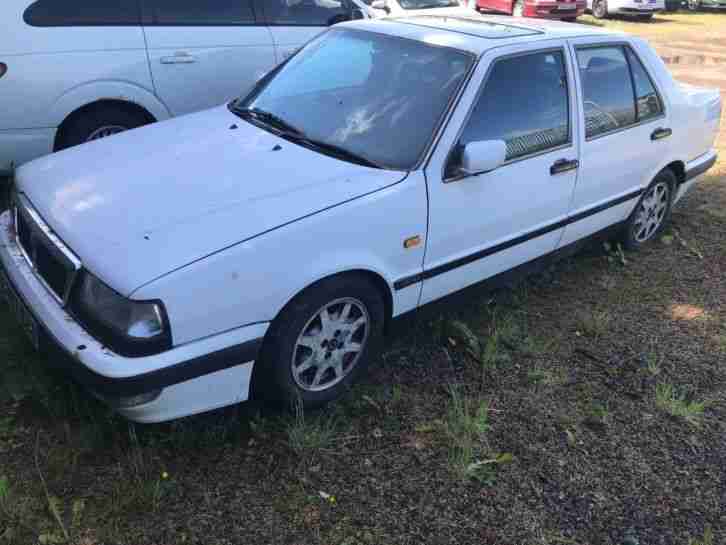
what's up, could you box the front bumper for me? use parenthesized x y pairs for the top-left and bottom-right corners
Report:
(0, 210), (268, 422)
(0, 128), (56, 175)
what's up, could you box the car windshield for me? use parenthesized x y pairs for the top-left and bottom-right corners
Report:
(398, 0), (461, 9)
(235, 28), (473, 171)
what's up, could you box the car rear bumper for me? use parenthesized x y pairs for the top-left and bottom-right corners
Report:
(0, 210), (268, 422)
(674, 150), (718, 205)
(0, 128), (56, 175)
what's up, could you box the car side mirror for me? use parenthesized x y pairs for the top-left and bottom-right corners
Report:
(460, 140), (507, 176)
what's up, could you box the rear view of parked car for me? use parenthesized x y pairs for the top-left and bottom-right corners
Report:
(0, 0), (366, 174)
(587, 0), (664, 19)
(477, 0), (585, 20)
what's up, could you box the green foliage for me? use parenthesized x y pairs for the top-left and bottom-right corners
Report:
(443, 385), (495, 481)
(655, 384), (706, 427)
(287, 401), (337, 456)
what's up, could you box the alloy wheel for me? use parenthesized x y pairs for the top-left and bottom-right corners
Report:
(85, 125), (127, 142)
(633, 181), (670, 243)
(291, 298), (370, 392)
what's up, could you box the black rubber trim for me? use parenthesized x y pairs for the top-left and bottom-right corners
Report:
(56, 338), (265, 398)
(685, 155), (717, 182)
(394, 188), (643, 290)
(1, 259), (263, 397)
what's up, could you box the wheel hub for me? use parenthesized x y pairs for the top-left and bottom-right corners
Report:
(291, 297), (370, 392)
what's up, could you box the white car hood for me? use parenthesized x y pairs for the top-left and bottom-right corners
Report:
(17, 106), (405, 296)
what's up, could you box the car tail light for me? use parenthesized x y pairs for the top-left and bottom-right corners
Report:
(0, 63), (7, 79)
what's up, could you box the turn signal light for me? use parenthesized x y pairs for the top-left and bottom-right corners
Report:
(0, 63), (7, 79)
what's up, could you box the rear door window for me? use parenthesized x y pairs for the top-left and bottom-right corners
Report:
(24, 0), (141, 26)
(576, 46), (637, 139)
(625, 47), (664, 122)
(142, 0), (256, 25)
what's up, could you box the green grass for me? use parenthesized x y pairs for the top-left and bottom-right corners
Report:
(286, 401), (338, 456)
(655, 384), (706, 427)
(442, 385), (491, 481)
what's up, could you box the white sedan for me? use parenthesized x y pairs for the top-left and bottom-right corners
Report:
(0, 16), (720, 423)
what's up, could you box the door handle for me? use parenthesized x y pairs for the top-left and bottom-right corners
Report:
(160, 52), (196, 64)
(651, 127), (672, 141)
(550, 158), (579, 176)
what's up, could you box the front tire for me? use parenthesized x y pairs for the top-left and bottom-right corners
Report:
(621, 169), (676, 250)
(257, 274), (386, 409)
(593, 0), (608, 17)
(512, 0), (525, 16)
(687, 0), (700, 9)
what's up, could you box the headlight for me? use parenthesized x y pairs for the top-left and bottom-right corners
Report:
(72, 273), (172, 357)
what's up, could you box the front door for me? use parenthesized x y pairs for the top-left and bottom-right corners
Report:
(256, 0), (356, 63)
(420, 42), (580, 305)
(142, 0), (277, 116)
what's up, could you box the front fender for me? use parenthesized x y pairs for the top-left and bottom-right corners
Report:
(132, 174), (428, 345)
(50, 81), (172, 128)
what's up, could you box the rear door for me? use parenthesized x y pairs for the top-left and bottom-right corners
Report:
(559, 38), (670, 247)
(142, 0), (276, 117)
(256, 0), (357, 63)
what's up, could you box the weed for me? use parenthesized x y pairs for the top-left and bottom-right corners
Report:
(575, 309), (611, 339)
(287, 401), (337, 456)
(528, 365), (566, 387)
(645, 351), (661, 377)
(655, 384), (706, 427)
(443, 385), (490, 480)
(689, 526), (714, 545)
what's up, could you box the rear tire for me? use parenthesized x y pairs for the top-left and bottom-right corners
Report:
(687, 0), (699, 9)
(593, 0), (608, 17)
(256, 274), (386, 409)
(56, 104), (151, 151)
(620, 169), (676, 251)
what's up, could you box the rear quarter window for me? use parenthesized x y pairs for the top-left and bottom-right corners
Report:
(24, 0), (141, 26)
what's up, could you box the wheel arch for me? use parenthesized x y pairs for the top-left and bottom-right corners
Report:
(664, 159), (686, 186)
(273, 268), (395, 337)
(49, 81), (172, 150)
(54, 99), (158, 151)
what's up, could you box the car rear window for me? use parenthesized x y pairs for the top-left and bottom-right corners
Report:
(24, 0), (141, 26)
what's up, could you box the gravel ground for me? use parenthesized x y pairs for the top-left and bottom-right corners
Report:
(1, 13), (725, 545)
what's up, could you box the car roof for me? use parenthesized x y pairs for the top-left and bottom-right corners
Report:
(341, 15), (623, 56)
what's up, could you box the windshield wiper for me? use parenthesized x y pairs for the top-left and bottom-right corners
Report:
(294, 137), (384, 169)
(231, 105), (303, 136)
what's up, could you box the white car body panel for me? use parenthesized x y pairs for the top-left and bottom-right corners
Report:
(0, 18), (720, 422)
